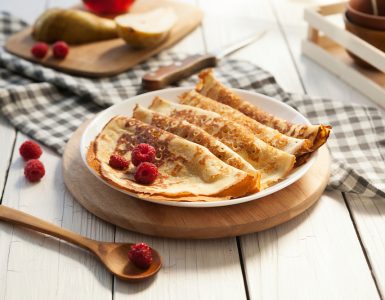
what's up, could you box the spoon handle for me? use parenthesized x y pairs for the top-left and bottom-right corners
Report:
(0, 205), (97, 251)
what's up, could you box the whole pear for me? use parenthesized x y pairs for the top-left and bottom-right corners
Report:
(33, 8), (118, 44)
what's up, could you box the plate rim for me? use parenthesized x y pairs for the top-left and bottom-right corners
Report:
(79, 87), (317, 208)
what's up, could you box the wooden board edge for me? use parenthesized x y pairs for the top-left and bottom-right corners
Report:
(64, 149), (329, 239)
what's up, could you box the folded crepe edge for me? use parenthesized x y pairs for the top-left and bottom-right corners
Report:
(196, 68), (331, 152)
(312, 124), (332, 150)
(179, 90), (314, 157)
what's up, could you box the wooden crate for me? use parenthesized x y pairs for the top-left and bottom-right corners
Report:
(302, 2), (385, 109)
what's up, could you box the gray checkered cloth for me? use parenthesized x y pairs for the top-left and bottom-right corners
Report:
(0, 12), (384, 198)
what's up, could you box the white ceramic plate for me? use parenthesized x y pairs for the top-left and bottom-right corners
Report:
(80, 87), (317, 207)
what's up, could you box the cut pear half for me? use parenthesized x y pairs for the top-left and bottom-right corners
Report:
(115, 8), (177, 49)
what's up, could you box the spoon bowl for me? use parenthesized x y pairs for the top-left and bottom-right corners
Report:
(0, 205), (162, 281)
(95, 242), (162, 281)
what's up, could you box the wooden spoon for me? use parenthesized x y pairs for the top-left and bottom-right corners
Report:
(0, 205), (161, 281)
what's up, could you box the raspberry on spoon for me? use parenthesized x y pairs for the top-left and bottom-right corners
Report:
(128, 242), (153, 269)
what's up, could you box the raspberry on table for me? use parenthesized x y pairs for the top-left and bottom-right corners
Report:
(24, 159), (45, 182)
(109, 154), (129, 170)
(19, 140), (43, 160)
(131, 143), (156, 166)
(52, 41), (69, 59)
(134, 162), (158, 185)
(31, 42), (49, 59)
(128, 242), (153, 269)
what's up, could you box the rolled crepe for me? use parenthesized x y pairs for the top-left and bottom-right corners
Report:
(196, 69), (331, 151)
(133, 105), (261, 192)
(180, 90), (312, 156)
(149, 97), (296, 188)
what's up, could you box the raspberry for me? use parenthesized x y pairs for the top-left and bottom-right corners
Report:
(31, 42), (49, 59)
(131, 143), (156, 166)
(52, 41), (69, 59)
(24, 159), (45, 182)
(19, 140), (42, 160)
(109, 154), (129, 170)
(134, 162), (158, 184)
(128, 242), (153, 269)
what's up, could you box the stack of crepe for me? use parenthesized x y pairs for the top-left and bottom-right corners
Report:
(88, 69), (331, 202)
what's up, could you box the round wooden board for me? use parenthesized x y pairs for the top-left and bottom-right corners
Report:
(63, 121), (331, 239)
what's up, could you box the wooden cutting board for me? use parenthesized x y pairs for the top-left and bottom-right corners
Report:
(62, 120), (331, 239)
(4, 0), (203, 77)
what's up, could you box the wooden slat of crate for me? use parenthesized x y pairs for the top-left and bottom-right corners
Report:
(302, 38), (385, 109)
(302, 2), (385, 108)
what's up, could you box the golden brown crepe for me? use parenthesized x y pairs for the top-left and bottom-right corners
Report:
(179, 90), (313, 156)
(149, 97), (296, 188)
(133, 104), (261, 192)
(87, 116), (257, 201)
(196, 69), (331, 151)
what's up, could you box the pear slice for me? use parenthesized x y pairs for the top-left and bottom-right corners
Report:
(115, 8), (177, 49)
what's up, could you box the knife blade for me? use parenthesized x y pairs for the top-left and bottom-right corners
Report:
(141, 30), (266, 91)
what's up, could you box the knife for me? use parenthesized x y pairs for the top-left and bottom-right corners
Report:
(142, 31), (266, 91)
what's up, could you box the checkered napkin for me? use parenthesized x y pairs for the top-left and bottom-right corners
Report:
(0, 12), (384, 198)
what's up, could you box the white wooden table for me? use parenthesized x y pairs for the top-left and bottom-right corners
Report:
(1, 0), (384, 299)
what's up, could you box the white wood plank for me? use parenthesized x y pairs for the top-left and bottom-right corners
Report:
(241, 191), (379, 300)
(0, 117), (16, 300)
(115, 233), (247, 300)
(0, 0), (47, 24)
(0, 222), (13, 300)
(0, 117), (16, 197)
(346, 194), (385, 296)
(0, 133), (115, 300)
(198, 0), (303, 93)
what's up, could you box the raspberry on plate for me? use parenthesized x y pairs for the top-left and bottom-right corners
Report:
(52, 41), (69, 59)
(128, 242), (153, 269)
(24, 159), (45, 182)
(19, 140), (43, 160)
(131, 143), (156, 166)
(134, 162), (158, 184)
(109, 154), (129, 170)
(31, 42), (49, 59)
